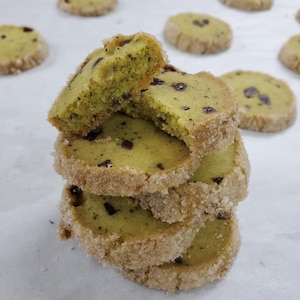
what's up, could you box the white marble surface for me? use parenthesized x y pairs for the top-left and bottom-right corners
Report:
(0, 1), (299, 299)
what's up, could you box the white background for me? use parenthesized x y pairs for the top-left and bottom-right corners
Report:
(0, 1), (299, 299)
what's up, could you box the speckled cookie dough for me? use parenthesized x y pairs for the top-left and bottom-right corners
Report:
(59, 184), (204, 270)
(57, 0), (118, 17)
(0, 25), (48, 75)
(221, 70), (297, 132)
(122, 214), (240, 292)
(219, 0), (273, 11)
(278, 34), (300, 75)
(137, 130), (250, 224)
(54, 113), (195, 196)
(48, 32), (166, 136)
(164, 13), (232, 54)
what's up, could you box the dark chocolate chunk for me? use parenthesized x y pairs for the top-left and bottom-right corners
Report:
(122, 92), (131, 100)
(212, 177), (224, 185)
(104, 202), (118, 215)
(156, 163), (164, 170)
(216, 212), (231, 220)
(69, 186), (83, 207)
(193, 19), (209, 27)
(181, 106), (190, 110)
(151, 77), (165, 86)
(111, 98), (121, 106)
(258, 94), (271, 105)
(23, 27), (33, 32)
(171, 82), (187, 91)
(174, 256), (183, 265)
(244, 86), (259, 98)
(97, 159), (113, 168)
(121, 139), (134, 149)
(163, 64), (177, 72)
(1, 35), (6, 39)
(202, 106), (216, 114)
(119, 39), (131, 47)
(92, 57), (103, 68)
(85, 126), (103, 141)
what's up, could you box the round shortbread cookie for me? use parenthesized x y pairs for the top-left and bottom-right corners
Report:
(54, 113), (195, 196)
(59, 184), (204, 270)
(219, 0), (273, 11)
(122, 214), (240, 292)
(0, 25), (48, 75)
(48, 32), (167, 136)
(164, 13), (232, 54)
(221, 70), (297, 132)
(125, 65), (239, 161)
(278, 34), (300, 75)
(57, 0), (117, 17)
(137, 130), (250, 223)
(296, 10), (300, 22)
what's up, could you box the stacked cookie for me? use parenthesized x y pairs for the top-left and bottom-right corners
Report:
(48, 32), (250, 292)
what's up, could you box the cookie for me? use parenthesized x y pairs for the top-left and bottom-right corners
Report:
(59, 184), (204, 269)
(137, 130), (250, 223)
(278, 34), (300, 75)
(54, 113), (196, 196)
(0, 25), (48, 75)
(125, 65), (239, 160)
(122, 214), (240, 292)
(48, 32), (166, 136)
(221, 70), (297, 132)
(296, 10), (300, 22)
(219, 0), (273, 11)
(164, 13), (232, 54)
(57, 0), (118, 17)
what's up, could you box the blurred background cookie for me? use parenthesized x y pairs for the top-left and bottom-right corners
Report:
(57, 0), (118, 17)
(0, 25), (48, 75)
(219, 0), (273, 11)
(164, 13), (232, 54)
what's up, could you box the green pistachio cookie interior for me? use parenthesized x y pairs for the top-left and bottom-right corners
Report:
(124, 65), (239, 158)
(137, 130), (250, 223)
(54, 113), (194, 196)
(122, 214), (240, 292)
(48, 32), (166, 135)
(59, 184), (202, 269)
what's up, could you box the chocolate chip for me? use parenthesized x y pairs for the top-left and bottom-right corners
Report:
(258, 94), (271, 105)
(85, 126), (103, 141)
(151, 78), (165, 86)
(181, 106), (190, 110)
(244, 86), (259, 98)
(216, 212), (231, 220)
(69, 186), (83, 207)
(193, 19), (209, 27)
(104, 202), (118, 215)
(212, 177), (224, 185)
(1, 35), (6, 39)
(163, 65), (177, 72)
(92, 57), (103, 68)
(122, 93), (131, 100)
(119, 39), (131, 47)
(156, 163), (164, 170)
(171, 82), (187, 91)
(111, 98), (121, 106)
(121, 139), (134, 149)
(203, 106), (216, 114)
(97, 159), (113, 168)
(174, 256), (183, 265)
(23, 27), (33, 32)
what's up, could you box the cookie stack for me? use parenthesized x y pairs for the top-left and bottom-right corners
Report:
(48, 32), (250, 292)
